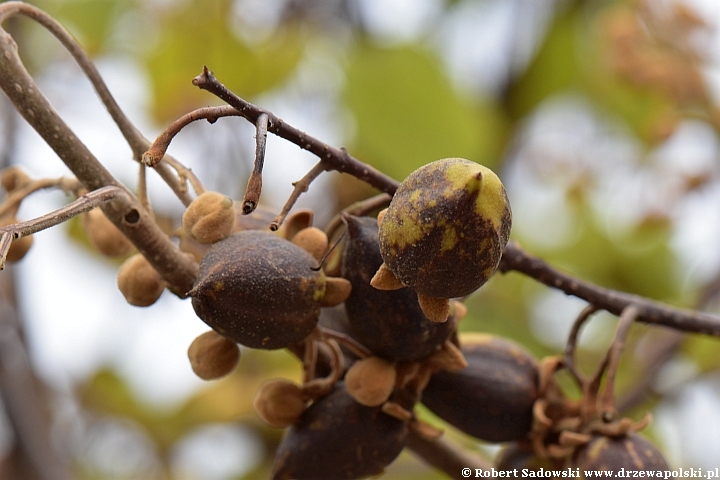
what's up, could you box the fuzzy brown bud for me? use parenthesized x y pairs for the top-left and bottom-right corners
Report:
(187, 330), (240, 380)
(83, 208), (132, 257)
(345, 356), (397, 407)
(0, 167), (32, 192)
(254, 379), (306, 428)
(117, 254), (165, 307)
(182, 191), (235, 244)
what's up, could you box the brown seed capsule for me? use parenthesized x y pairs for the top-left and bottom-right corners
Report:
(190, 231), (327, 349)
(0, 216), (33, 263)
(341, 215), (457, 362)
(182, 191), (236, 244)
(272, 383), (408, 480)
(187, 330), (240, 380)
(573, 433), (669, 473)
(83, 208), (133, 257)
(421, 333), (539, 442)
(375, 158), (512, 301)
(254, 379), (306, 428)
(117, 254), (165, 307)
(345, 356), (397, 407)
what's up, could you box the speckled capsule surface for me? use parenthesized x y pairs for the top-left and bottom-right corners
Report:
(342, 214), (456, 361)
(272, 383), (408, 480)
(190, 231), (325, 349)
(378, 158), (511, 298)
(421, 333), (538, 442)
(573, 433), (669, 474)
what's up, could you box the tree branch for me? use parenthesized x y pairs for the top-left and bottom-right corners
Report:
(191, 67), (400, 195)
(0, 23), (198, 295)
(498, 242), (720, 336)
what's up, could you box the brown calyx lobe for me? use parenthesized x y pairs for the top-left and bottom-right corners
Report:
(381, 165), (510, 299)
(190, 231), (323, 349)
(342, 215), (456, 362)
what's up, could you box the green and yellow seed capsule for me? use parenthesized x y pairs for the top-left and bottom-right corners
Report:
(372, 158), (511, 322)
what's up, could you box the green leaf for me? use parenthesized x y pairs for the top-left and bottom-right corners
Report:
(343, 43), (508, 181)
(39, 0), (137, 56)
(504, 2), (583, 120)
(144, 0), (305, 123)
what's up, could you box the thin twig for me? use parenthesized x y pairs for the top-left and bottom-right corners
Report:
(598, 305), (640, 419)
(270, 162), (326, 231)
(0, 1), (196, 206)
(0, 176), (81, 218)
(0, 186), (127, 269)
(0, 17), (198, 293)
(406, 428), (493, 476)
(317, 325), (372, 359)
(192, 67), (400, 194)
(242, 113), (268, 214)
(563, 304), (600, 387)
(498, 242), (720, 336)
(142, 105), (240, 169)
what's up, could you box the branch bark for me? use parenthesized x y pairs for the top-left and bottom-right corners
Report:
(0, 25), (198, 295)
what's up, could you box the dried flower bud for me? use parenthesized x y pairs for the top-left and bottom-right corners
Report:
(0, 216), (33, 263)
(182, 191), (235, 244)
(187, 330), (240, 380)
(83, 208), (132, 257)
(291, 227), (328, 262)
(0, 167), (32, 192)
(117, 254), (165, 307)
(345, 356), (397, 407)
(254, 379), (306, 428)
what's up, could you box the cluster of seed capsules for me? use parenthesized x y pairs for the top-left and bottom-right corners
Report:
(103, 158), (669, 478)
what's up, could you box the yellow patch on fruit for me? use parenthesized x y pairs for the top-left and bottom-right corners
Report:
(443, 161), (507, 233)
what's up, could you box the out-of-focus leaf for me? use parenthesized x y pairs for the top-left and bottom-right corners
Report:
(79, 349), (300, 452)
(38, 0), (137, 55)
(504, 2), (582, 121)
(519, 206), (680, 303)
(343, 43), (508, 182)
(144, 0), (305, 123)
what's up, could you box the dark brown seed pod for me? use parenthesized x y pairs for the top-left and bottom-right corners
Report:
(373, 158), (511, 318)
(117, 254), (165, 307)
(83, 208), (133, 257)
(421, 333), (539, 442)
(182, 191), (236, 244)
(190, 231), (326, 349)
(272, 383), (408, 480)
(573, 433), (669, 473)
(187, 330), (240, 380)
(341, 214), (457, 362)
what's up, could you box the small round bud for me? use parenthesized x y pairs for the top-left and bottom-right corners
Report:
(345, 356), (396, 407)
(291, 227), (328, 262)
(0, 216), (33, 263)
(254, 379), (306, 428)
(0, 167), (32, 192)
(83, 208), (132, 257)
(117, 254), (165, 306)
(187, 330), (240, 380)
(182, 192), (235, 244)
